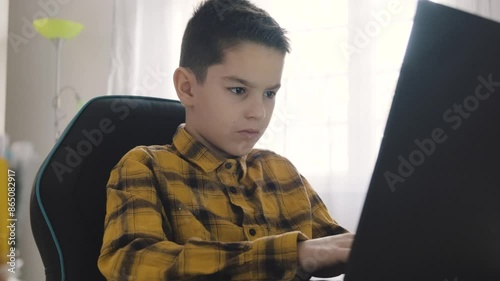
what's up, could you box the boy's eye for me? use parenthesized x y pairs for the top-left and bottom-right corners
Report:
(264, 91), (276, 98)
(229, 87), (246, 95)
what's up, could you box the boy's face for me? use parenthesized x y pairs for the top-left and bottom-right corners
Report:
(182, 42), (285, 158)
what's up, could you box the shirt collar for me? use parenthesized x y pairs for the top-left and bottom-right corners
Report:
(172, 124), (248, 174)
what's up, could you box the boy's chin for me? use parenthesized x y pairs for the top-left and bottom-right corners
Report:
(228, 143), (255, 157)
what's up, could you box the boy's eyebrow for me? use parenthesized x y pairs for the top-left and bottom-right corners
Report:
(222, 75), (281, 90)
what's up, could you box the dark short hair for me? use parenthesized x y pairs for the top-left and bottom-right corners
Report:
(180, 0), (290, 83)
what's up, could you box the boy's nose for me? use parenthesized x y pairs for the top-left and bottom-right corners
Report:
(245, 95), (266, 120)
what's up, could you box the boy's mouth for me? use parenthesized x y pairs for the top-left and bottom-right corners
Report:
(238, 129), (260, 139)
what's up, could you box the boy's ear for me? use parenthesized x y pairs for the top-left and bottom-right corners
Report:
(173, 67), (196, 107)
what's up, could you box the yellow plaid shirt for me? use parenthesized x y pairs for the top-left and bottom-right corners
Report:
(98, 125), (347, 281)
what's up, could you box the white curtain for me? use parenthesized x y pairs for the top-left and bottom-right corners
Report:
(107, 0), (497, 232)
(107, 0), (201, 98)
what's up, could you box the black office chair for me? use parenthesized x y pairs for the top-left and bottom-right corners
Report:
(30, 96), (185, 281)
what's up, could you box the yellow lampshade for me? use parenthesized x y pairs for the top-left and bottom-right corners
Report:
(33, 18), (84, 39)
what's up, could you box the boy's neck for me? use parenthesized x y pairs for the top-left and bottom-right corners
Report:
(182, 123), (241, 160)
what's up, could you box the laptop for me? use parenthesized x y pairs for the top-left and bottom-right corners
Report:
(343, 1), (500, 281)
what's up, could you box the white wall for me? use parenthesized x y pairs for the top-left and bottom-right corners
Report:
(6, 0), (114, 158)
(6, 0), (113, 280)
(0, 0), (8, 135)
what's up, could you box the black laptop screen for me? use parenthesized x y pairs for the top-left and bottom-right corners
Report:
(345, 1), (500, 281)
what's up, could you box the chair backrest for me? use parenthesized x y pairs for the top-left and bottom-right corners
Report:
(30, 96), (185, 281)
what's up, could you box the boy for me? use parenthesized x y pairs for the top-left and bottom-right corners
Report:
(98, 0), (354, 280)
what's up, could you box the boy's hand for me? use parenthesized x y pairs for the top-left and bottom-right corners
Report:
(297, 233), (355, 277)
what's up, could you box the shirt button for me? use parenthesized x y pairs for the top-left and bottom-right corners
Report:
(225, 163), (232, 169)
(249, 228), (256, 236)
(229, 186), (238, 194)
